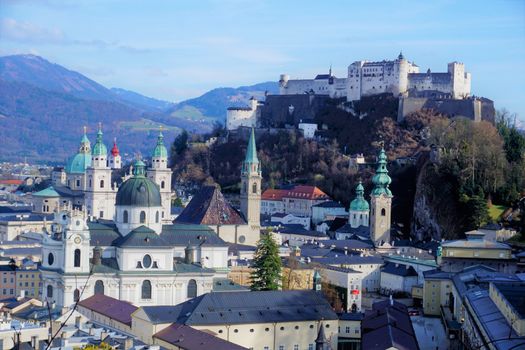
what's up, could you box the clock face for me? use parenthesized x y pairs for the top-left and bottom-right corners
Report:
(74, 236), (81, 244)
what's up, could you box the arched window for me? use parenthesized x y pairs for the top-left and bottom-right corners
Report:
(142, 280), (152, 299)
(161, 181), (165, 189)
(48, 253), (54, 266)
(252, 182), (257, 194)
(123, 210), (129, 223)
(155, 211), (159, 223)
(74, 289), (80, 302)
(381, 208), (386, 216)
(187, 279), (197, 299)
(74, 249), (81, 267)
(140, 211), (146, 224)
(47, 285), (53, 298)
(100, 180), (104, 188)
(94, 280), (104, 295)
(243, 182), (247, 194)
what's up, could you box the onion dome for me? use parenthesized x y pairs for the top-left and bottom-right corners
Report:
(79, 126), (91, 153)
(92, 124), (108, 156)
(116, 160), (161, 207)
(66, 127), (92, 173)
(153, 129), (168, 158)
(371, 148), (392, 197)
(350, 181), (370, 211)
(111, 138), (120, 157)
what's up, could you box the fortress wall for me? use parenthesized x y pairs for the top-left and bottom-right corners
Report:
(398, 97), (495, 123)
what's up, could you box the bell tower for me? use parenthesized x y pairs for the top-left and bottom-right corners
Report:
(369, 148), (393, 245)
(240, 128), (261, 239)
(147, 127), (172, 223)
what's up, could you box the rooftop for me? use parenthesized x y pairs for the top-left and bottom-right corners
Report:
(492, 282), (525, 319)
(381, 262), (418, 277)
(262, 185), (330, 201)
(77, 294), (138, 326)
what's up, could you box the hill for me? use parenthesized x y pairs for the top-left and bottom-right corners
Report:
(0, 54), (277, 162)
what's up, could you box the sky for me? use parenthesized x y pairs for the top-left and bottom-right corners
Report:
(1, 0), (524, 122)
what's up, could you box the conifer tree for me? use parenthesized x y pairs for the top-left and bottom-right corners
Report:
(250, 234), (282, 291)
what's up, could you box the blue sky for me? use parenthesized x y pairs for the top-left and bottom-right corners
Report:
(1, 0), (524, 121)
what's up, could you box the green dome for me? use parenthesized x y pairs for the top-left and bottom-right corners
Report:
(92, 127), (107, 156)
(350, 181), (369, 211)
(116, 160), (161, 207)
(66, 153), (92, 174)
(153, 130), (168, 158)
(371, 148), (392, 197)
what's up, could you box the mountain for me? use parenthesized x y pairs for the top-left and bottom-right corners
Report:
(110, 87), (174, 112)
(0, 54), (279, 163)
(167, 81), (279, 122)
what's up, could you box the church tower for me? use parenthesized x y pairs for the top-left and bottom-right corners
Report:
(85, 124), (116, 220)
(369, 148), (393, 245)
(147, 128), (172, 223)
(240, 128), (261, 232)
(349, 181), (370, 228)
(108, 138), (122, 169)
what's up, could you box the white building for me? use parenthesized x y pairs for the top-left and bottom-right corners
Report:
(298, 122), (317, 139)
(319, 264), (363, 312)
(226, 97), (260, 131)
(311, 201), (347, 225)
(40, 160), (229, 309)
(380, 262), (419, 294)
(279, 69), (347, 98)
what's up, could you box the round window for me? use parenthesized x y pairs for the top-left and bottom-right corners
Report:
(48, 253), (54, 266)
(143, 254), (152, 268)
(238, 235), (246, 244)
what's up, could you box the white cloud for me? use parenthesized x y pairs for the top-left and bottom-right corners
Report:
(0, 18), (64, 43)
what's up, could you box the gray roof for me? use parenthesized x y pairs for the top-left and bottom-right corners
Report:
(212, 278), (249, 292)
(142, 290), (338, 326)
(381, 262), (418, 277)
(161, 224), (228, 247)
(113, 226), (171, 248)
(311, 255), (384, 266)
(312, 200), (344, 208)
(335, 224), (370, 238)
(321, 239), (373, 250)
(88, 221), (122, 246)
(275, 224), (327, 237)
(0, 213), (52, 222)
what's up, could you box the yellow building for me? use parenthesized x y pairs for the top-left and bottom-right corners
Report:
(15, 268), (41, 298)
(228, 265), (254, 287)
(438, 231), (515, 273)
(422, 270), (453, 316)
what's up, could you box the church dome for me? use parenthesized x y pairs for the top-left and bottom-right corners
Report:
(92, 127), (108, 156)
(66, 153), (92, 174)
(152, 130), (168, 158)
(116, 160), (161, 207)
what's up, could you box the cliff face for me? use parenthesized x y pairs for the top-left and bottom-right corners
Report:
(411, 153), (464, 240)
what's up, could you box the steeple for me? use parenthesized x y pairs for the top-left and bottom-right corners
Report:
(398, 51), (404, 60)
(315, 323), (330, 350)
(109, 137), (122, 169)
(349, 181), (370, 228)
(133, 159), (146, 177)
(111, 138), (120, 157)
(371, 148), (392, 197)
(79, 126), (91, 154)
(92, 123), (108, 157)
(153, 127), (168, 159)
(244, 127), (259, 167)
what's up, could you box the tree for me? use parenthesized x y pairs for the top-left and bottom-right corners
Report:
(169, 129), (188, 166)
(250, 234), (282, 291)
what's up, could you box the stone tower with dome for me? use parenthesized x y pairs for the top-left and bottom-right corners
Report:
(349, 181), (369, 228)
(146, 128), (172, 223)
(369, 148), (393, 245)
(84, 124), (117, 220)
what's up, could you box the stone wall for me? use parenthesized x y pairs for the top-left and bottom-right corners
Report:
(259, 94), (331, 127)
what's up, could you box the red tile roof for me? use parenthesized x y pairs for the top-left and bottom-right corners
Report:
(262, 185), (330, 201)
(77, 294), (138, 326)
(0, 180), (23, 185)
(154, 323), (248, 350)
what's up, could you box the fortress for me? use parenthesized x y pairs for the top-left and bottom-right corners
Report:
(279, 53), (471, 101)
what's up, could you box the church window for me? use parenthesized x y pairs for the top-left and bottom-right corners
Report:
(99, 211), (103, 218)
(187, 279), (197, 298)
(155, 211), (159, 223)
(243, 182), (247, 194)
(48, 253), (54, 266)
(76, 179), (80, 187)
(360, 214), (363, 220)
(94, 280), (104, 295)
(140, 211), (146, 224)
(381, 208), (386, 216)
(74, 249), (81, 267)
(89, 179), (92, 188)
(74, 289), (80, 302)
(161, 181), (165, 189)
(47, 285), (53, 298)
(100, 180), (104, 188)
(142, 280), (152, 299)
(123, 210), (129, 223)
(143, 254), (152, 268)
(252, 182), (257, 194)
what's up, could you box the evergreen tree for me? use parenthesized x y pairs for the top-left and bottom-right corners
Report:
(169, 130), (188, 166)
(250, 234), (282, 291)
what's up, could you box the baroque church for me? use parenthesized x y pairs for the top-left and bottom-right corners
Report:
(41, 127), (262, 308)
(335, 148), (393, 246)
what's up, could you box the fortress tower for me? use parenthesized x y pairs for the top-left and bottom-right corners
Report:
(240, 128), (262, 233)
(369, 148), (393, 245)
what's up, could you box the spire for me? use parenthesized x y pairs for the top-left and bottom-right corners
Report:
(79, 126), (91, 154)
(398, 51), (404, 60)
(92, 123), (108, 156)
(153, 126), (168, 158)
(111, 137), (120, 157)
(315, 323), (330, 350)
(244, 128), (259, 164)
(371, 148), (392, 197)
